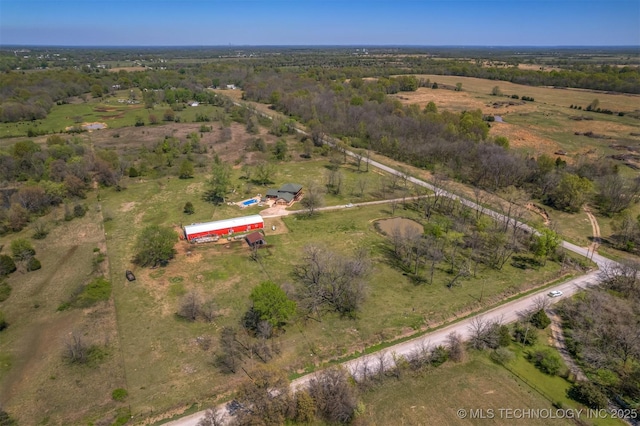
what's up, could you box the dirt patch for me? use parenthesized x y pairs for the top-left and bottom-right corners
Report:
(490, 122), (561, 157)
(391, 88), (488, 113)
(263, 217), (289, 235)
(120, 201), (137, 212)
(376, 217), (424, 236)
(525, 203), (550, 226)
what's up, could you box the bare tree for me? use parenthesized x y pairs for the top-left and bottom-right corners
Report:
(177, 291), (201, 321)
(215, 327), (243, 374)
(308, 367), (359, 424)
(197, 408), (226, 426)
(295, 245), (371, 317)
(468, 316), (502, 350)
(447, 332), (465, 362)
(235, 366), (292, 426)
(64, 332), (89, 364)
(300, 182), (325, 216)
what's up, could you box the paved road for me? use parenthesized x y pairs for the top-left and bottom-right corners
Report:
(165, 100), (620, 426)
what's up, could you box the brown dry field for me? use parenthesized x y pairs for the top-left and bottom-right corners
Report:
(517, 63), (563, 72)
(409, 74), (640, 111)
(109, 66), (147, 72)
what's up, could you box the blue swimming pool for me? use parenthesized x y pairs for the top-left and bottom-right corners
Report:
(242, 199), (258, 206)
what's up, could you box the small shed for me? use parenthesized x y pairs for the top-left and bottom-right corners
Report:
(245, 232), (266, 248)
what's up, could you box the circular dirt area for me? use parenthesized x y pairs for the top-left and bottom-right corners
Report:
(376, 217), (424, 236)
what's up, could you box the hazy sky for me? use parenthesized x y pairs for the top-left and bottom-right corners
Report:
(1, 0), (638, 46)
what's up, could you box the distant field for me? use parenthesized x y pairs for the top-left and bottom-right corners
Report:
(391, 74), (640, 161)
(0, 90), (224, 139)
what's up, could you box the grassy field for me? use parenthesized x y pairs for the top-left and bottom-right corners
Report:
(359, 353), (572, 426)
(0, 193), (128, 425)
(93, 148), (573, 420)
(391, 74), (640, 163)
(2, 74), (632, 424)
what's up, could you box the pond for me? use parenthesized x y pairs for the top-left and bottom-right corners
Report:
(82, 122), (107, 130)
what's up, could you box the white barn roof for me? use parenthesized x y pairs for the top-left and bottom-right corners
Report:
(184, 215), (263, 237)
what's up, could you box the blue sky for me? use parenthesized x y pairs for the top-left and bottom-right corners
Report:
(1, 0), (638, 46)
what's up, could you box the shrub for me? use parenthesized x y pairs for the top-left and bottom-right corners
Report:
(513, 322), (538, 346)
(26, 257), (41, 271)
(32, 222), (49, 240)
(76, 277), (111, 307)
(0, 282), (11, 302)
(128, 166), (139, 178)
(73, 204), (87, 218)
(498, 325), (512, 347)
(183, 202), (195, 215)
(0, 311), (7, 331)
(0, 255), (16, 276)
(10, 238), (35, 261)
(529, 349), (563, 375)
(530, 309), (551, 329)
(111, 388), (129, 402)
(567, 382), (608, 409)
(490, 347), (515, 365)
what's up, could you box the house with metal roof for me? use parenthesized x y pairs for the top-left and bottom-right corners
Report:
(265, 183), (303, 206)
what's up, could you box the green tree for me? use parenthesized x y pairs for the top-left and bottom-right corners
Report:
(424, 101), (438, 114)
(568, 382), (608, 409)
(134, 225), (178, 267)
(178, 159), (194, 179)
(548, 173), (594, 212)
(273, 139), (288, 161)
(91, 83), (103, 98)
(587, 98), (600, 111)
(10, 238), (35, 261)
(491, 85), (502, 96)
(205, 162), (231, 204)
(531, 228), (561, 265)
(250, 281), (296, 329)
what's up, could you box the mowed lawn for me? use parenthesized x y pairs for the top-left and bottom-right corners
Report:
(99, 157), (569, 418)
(359, 354), (572, 426)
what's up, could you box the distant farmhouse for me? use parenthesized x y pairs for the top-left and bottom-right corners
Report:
(265, 183), (303, 206)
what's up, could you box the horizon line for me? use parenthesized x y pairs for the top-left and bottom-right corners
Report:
(2, 44), (639, 49)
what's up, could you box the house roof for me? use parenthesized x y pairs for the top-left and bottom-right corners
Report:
(184, 214), (263, 237)
(266, 189), (280, 197)
(276, 192), (295, 203)
(279, 183), (302, 194)
(245, 232), (265, 246)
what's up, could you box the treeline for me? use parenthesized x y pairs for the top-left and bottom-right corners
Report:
(559, 261), (640, 408)
(243, 71), (638, 219)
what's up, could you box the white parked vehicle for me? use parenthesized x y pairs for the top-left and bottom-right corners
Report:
(548, 290), (563, 298)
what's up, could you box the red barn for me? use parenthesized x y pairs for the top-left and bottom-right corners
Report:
(184, 215), (264, 242)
